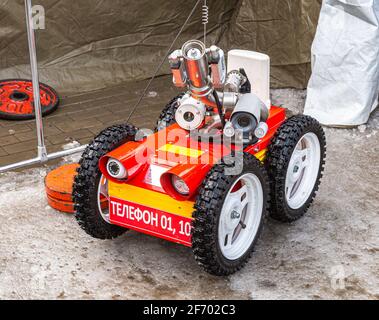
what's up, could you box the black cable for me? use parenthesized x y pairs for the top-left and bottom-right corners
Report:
(127, 0), (202, 123)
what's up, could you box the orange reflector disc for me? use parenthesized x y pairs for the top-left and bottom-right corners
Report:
(45, 164), (108, 214)
(45, 164), (79, 202)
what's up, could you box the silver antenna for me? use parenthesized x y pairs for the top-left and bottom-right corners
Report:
(202, 0), (209, 46)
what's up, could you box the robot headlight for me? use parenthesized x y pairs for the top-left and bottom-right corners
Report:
(106, 158), (128, 180)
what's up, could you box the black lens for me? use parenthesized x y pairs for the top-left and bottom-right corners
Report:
(184, 112), (195, 122)
(231, 113), (258, 137)
(109, 162), (120, 175)
(237, 116), (251, 128)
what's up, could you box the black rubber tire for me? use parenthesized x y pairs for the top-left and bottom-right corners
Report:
(73, 124), (138, 239)
(154, 93), (184, 131)
(0, 78), (59, 120)
(192, 152), (270, 276)
(266, 115), (326, 223)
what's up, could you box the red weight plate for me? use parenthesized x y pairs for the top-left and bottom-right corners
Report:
(0, 79), (59, 120)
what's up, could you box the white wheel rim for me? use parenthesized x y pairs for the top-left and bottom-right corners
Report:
(97, 175), (111, 223)
(218, 173), (264, 261)
(285, 132), (321, 210)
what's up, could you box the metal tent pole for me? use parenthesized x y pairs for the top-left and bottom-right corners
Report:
(25, 0), (47, 161)
(0, 0), (86, 173)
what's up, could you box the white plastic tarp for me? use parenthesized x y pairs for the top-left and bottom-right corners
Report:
(304, 0), (379, 126)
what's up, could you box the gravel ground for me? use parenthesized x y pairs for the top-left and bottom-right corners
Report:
(0, 89), (378, 300)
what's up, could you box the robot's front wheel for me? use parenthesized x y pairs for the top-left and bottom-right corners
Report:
(192, 153), (270, 276)
(73, 124), (138, 240)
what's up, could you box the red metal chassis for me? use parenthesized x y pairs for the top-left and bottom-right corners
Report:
(99, 106), (286, 246)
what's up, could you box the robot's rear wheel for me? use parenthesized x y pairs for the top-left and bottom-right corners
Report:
(266, 115), (326, 222)
(155, 93), (184, 131)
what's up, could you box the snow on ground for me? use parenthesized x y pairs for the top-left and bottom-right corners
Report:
(0, 90), (378, 300)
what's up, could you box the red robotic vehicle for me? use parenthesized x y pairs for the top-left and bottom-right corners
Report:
(73, 40), (326, 276)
